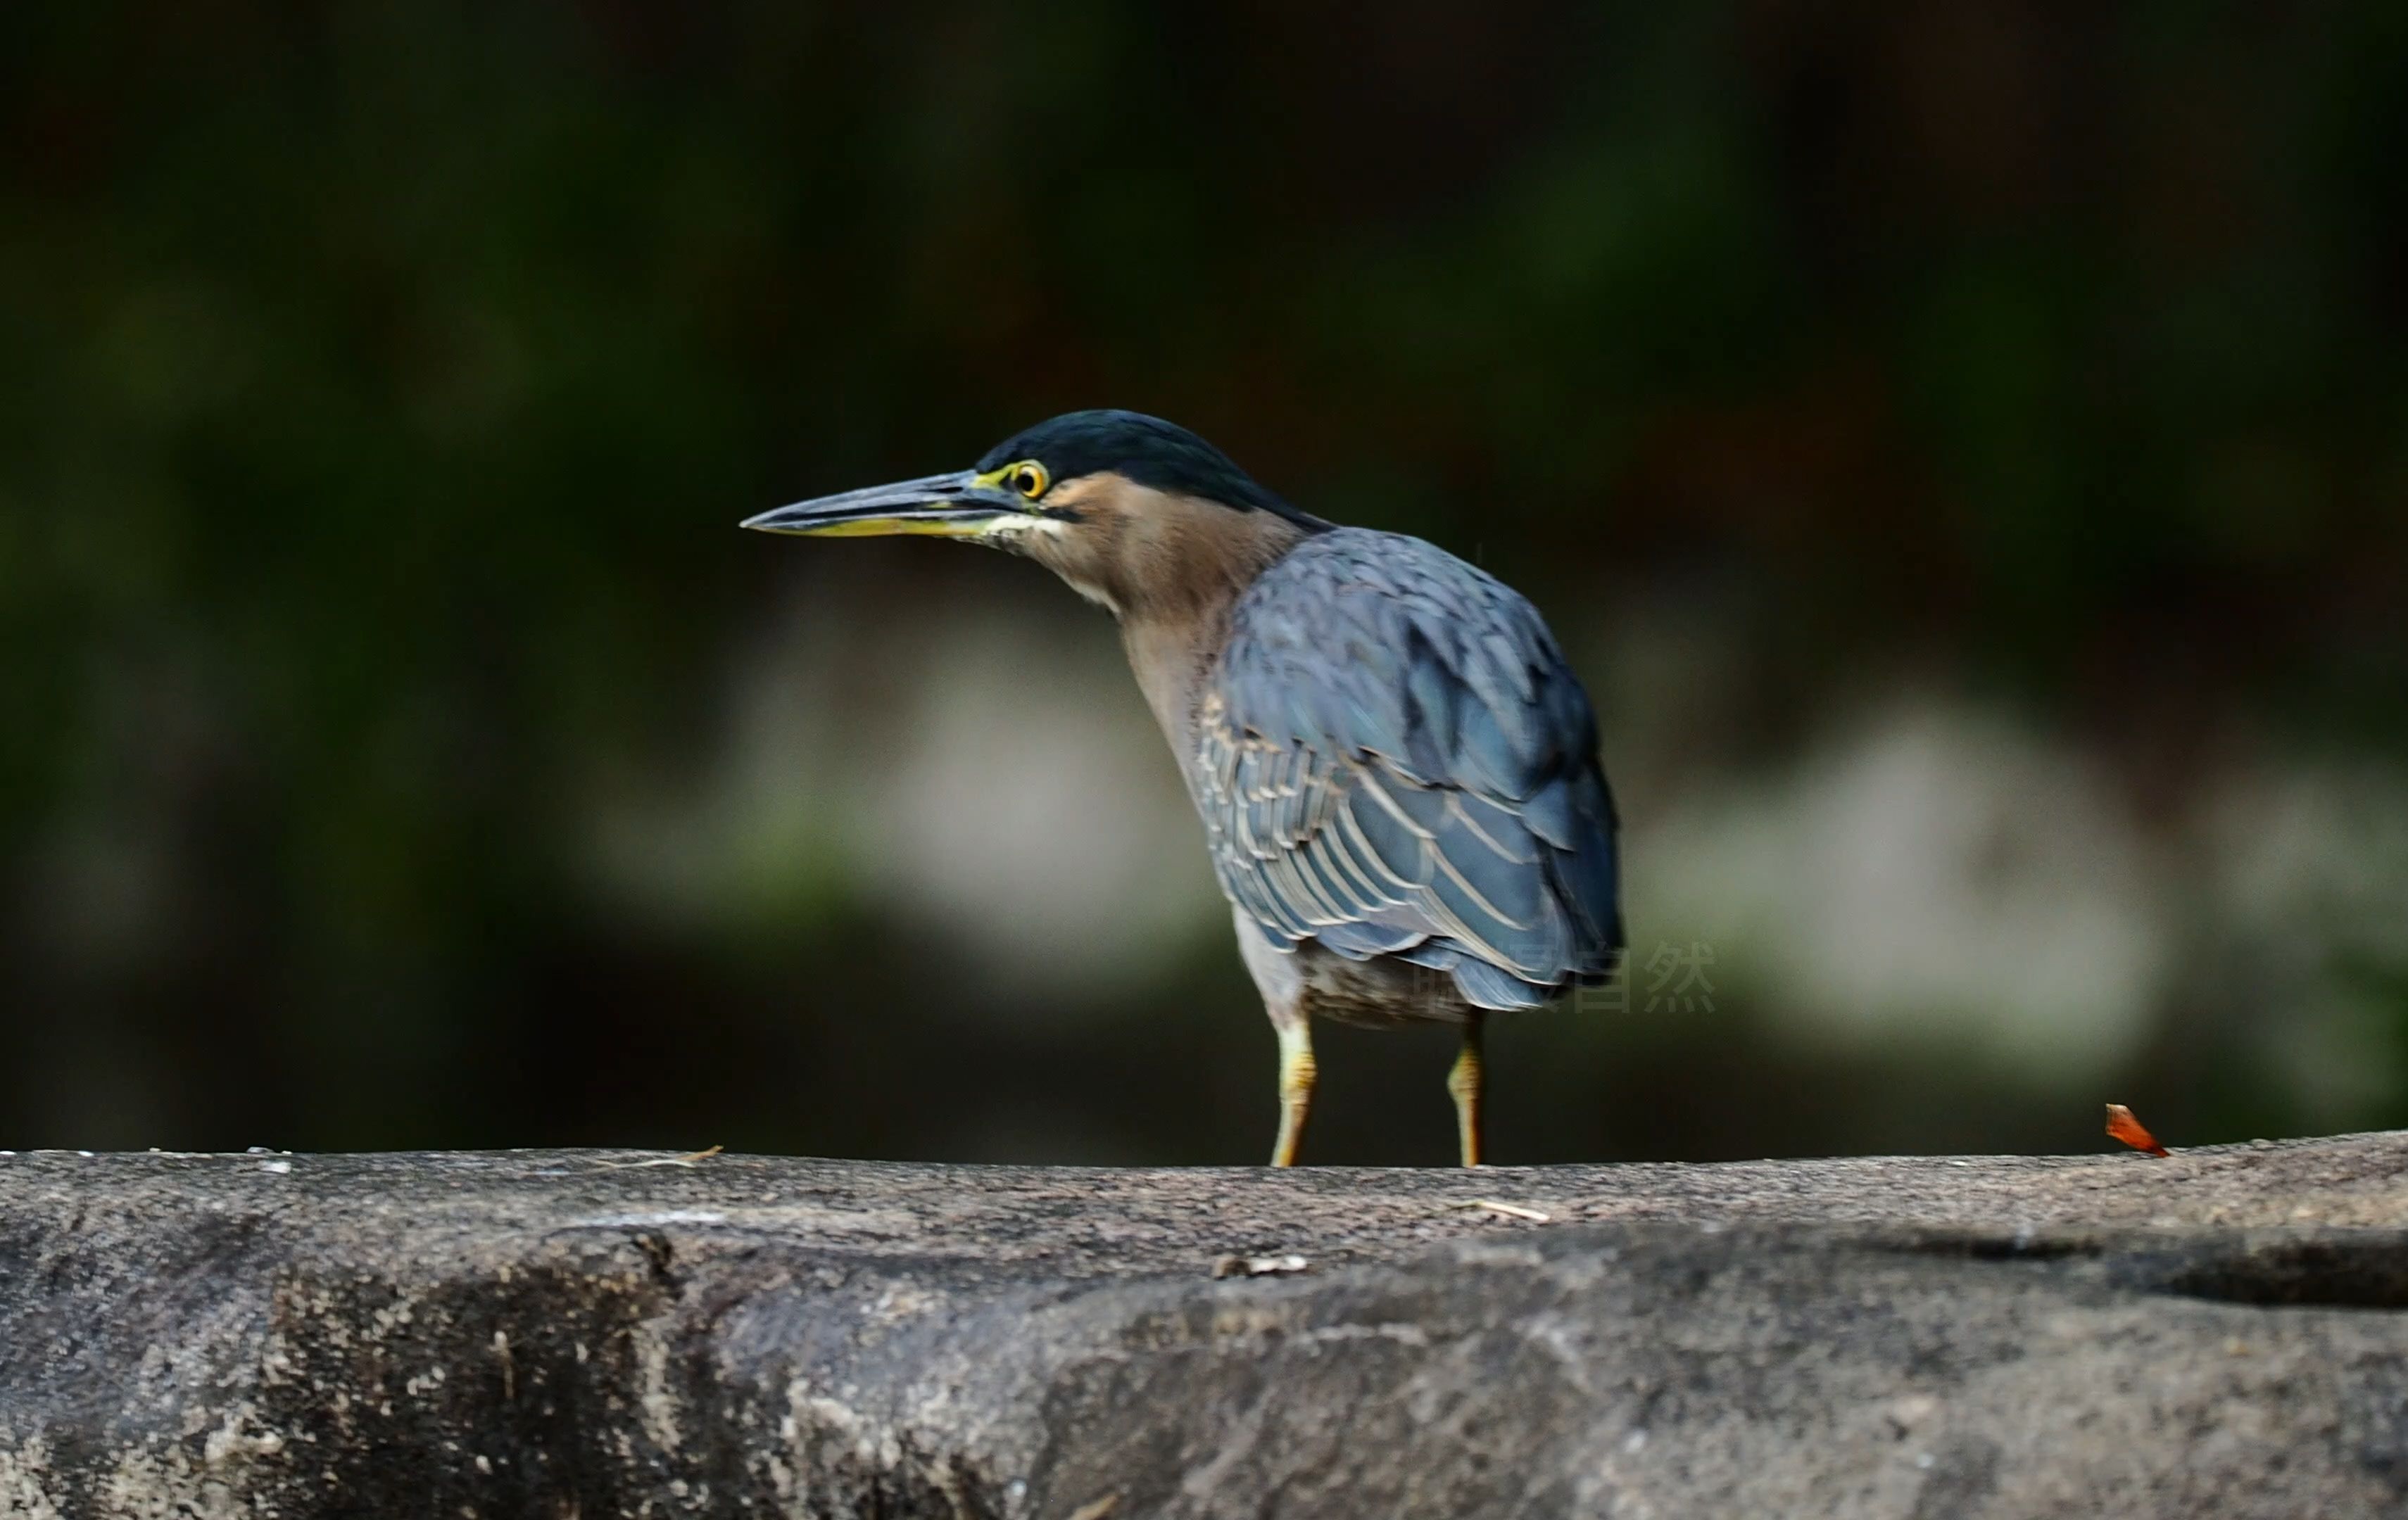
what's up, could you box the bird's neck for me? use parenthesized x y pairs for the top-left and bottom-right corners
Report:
(1121, 613), (1229, 761)
(1020, 475), (1311, 756)
(1108, 502), (1310, 759)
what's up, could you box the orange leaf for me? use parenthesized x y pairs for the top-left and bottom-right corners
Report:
(2105, 1103), (2169, 1157)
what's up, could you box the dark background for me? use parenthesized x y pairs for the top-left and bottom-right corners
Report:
(4, 3), (2404, 1165)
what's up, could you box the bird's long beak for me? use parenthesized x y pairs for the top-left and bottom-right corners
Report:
(740, 470), (1026, 538)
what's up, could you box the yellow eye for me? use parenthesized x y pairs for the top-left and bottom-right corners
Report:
(1010, 462), (1049, 499)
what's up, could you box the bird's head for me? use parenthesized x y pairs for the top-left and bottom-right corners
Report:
(742, 410), (1325, 616)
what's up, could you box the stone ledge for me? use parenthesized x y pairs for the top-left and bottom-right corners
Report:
(3, 1134), (2406, 1517)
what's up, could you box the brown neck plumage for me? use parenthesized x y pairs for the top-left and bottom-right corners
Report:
(1021, 473), (1310, 756)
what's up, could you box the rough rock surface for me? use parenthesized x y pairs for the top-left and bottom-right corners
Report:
(4, 1134), (2408, 1517)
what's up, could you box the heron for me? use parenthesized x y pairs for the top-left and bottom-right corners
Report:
(743, 410), (1622, 1166)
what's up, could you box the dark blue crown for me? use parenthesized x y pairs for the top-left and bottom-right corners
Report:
(978, 410), (1318, 525)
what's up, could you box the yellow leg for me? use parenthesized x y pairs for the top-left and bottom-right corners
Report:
(1447, 1015), (1484, 1167)
(1270, 1016), (1316, 1167)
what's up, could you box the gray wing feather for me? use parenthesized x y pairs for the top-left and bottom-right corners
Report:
(1194, 528), (1623, 1011)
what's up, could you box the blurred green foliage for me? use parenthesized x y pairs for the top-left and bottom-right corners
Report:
(3, 2), (2403, 1161)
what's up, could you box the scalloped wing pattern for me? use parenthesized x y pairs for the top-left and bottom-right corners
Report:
(1197, 528), (1623, 1011)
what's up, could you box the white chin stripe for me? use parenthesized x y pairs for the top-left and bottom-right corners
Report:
(1061, 577), (1120, 614)
(976, 516), (1115, 612)
(976, 514), (1066, 543)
